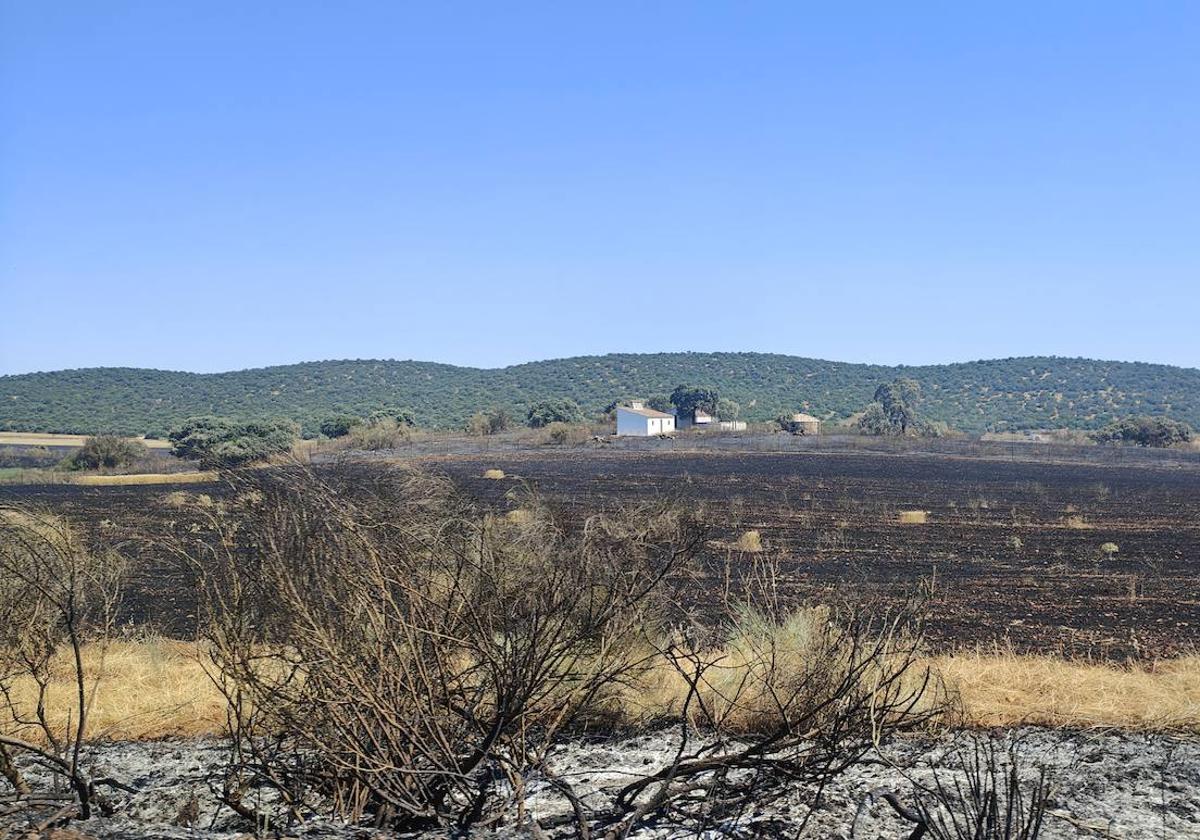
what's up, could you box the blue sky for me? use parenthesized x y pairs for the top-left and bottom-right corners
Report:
(2, 2), (1198, 375)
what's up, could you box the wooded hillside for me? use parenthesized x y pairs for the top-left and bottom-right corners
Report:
(2, 354), (1196, 436)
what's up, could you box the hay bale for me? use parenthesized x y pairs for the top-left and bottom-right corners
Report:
(482, 469), (506, 480)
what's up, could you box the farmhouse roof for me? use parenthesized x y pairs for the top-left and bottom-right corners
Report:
(619, 405), (674, 419)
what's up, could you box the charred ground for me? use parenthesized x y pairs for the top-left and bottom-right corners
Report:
(2, 444), (1197, 659)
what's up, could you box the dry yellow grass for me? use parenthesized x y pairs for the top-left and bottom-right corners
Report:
(0, 432), (171, 449)
(897, 510), (929, 525)
(161, 490), (215, 508)
(7, 642), (1198, 744)
(733, 530), (764, 552)
(482, 468), (506, 479)
(2, 640), (225, 743)
(936, 653), (1200, 730)
(72, 471), (216, 486)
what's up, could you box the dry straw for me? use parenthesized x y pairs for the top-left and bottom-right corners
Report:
(72, 472), (216, 486)
(7, 640), (1199, 743)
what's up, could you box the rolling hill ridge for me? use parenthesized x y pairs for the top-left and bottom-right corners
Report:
(2, 353), (1197, 437)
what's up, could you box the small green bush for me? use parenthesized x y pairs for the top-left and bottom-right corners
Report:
(169, 416), (298, 468)
(319, 415), (362, 438)
(67, 435), (146, 470)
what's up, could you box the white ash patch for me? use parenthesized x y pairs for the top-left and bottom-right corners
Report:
(4, 728), (1198, 838)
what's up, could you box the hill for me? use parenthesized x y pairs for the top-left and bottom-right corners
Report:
(2, 354), (1198, 437)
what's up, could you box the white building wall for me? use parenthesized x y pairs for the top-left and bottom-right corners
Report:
(617, 408), (650, 436)
(617, 409), (676, 436)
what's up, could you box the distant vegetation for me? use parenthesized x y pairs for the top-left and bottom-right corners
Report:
(525, 397), (585, 428)
(319, 415), (361, 439)
(1092, 416), (1193, 448)
(2, 353), (1198, 436)
(857, 378), (950, 438)
(168, 416), (298, 468)
(466, 408), (512, 437)
(65, 434), (146, 470)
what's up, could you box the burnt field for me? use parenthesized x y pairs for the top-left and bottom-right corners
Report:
(424, 447), (1200, 659)
(2, 445), (1198, 658)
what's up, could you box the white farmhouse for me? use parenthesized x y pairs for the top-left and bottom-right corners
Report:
(616, 401), (676, 436)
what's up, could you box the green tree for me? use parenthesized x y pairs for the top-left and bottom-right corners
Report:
(526, 398), (585, 428)
(873, 378), (923, 434)
(66, 434), (146, 470)
(646, 394), (673, 413)
(669, 386), (719, 416)
(858, 378), (938, 436)
(368, 408), (416, 427)
(1093, 416), (1192, 447)
(715, 398), (741, 421)
(169, 416), (298, 468)
(319, 415), (362, 439)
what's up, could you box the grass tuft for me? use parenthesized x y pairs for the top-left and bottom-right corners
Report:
(734, 529), (764, 552)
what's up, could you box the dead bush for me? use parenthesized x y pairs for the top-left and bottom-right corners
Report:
(580, 599), (940, 836)
(173, 461), (705, 832)
(0, 508), (126, 823)
(914, 736), (1052, 839)
(164, 462), (941, 836)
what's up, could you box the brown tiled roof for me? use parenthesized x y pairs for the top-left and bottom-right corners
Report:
(618, 406), (674, 419)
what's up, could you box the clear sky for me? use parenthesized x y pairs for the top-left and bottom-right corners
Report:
(2, 2), (1198, 375)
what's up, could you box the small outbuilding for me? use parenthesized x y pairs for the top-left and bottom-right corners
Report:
(675, 408), (714, 430)
(616, 401), (676, 437)
(790, 413), (821, 435)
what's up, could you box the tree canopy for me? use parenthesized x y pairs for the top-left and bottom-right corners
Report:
(858, 378), (945, 437)
(319, 415), (361, 439)
(169, 416), (299, 468)
(525, 398), (585, 428)
(1092, 416), (1193, 447)
(670, 386), (720, 416)
(65, 434), (146, 470)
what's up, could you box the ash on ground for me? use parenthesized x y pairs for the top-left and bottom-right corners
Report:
(5, 728), (1198, 839)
